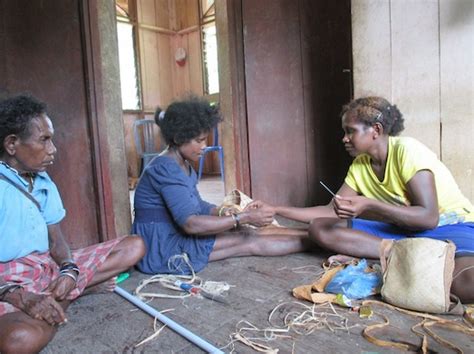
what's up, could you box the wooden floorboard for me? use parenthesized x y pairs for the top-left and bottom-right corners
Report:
(42, 177), (473, 353)
(42, 252), (473, 353)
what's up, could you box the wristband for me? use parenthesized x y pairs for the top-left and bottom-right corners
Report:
(59, 271), (78, 283)
(218, 206), (227, 217)
(60, 262), (80, 275)
(218, 206), (224, 217)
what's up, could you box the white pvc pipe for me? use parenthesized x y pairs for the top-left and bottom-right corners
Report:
(114, 286), (224, 353)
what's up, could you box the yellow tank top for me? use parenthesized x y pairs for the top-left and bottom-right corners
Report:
(344, 136), (474, 225)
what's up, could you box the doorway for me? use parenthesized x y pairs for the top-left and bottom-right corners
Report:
(217, 0), (353, 206)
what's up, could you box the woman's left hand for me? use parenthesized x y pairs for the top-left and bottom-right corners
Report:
(333, 195), (371, 219)
(45, 274), (77, 301)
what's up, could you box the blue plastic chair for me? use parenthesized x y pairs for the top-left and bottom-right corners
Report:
(197, 126), (224, 182)
(133, 119), (163, 173)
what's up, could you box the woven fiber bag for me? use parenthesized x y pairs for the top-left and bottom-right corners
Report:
(379, 238), (458, 314)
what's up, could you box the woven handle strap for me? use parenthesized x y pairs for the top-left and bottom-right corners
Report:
(362, 299), (473, 352)
(0, 174), (41, 210)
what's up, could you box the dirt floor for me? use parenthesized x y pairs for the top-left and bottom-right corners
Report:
(41, 249), (473, 353)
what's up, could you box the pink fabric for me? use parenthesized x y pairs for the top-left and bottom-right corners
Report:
(0, 238), (122, 316)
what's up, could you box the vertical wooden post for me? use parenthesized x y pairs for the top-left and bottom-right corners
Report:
(215, 0), (251, 194)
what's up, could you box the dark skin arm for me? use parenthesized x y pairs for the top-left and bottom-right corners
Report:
(44, 223), (76, 301)
(248, 171), (439, 231)
(209, 207), (219, 216)
(0, 224), (75, 325)
(246, 184), (358, 223)
(334, 170), (439, 230)
(2, 288), (66, 326)
(181, 206), (275, 235)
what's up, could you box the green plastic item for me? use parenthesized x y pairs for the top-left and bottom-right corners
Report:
(116, 272), (130, 284)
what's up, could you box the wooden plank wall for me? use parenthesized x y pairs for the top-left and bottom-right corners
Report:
(215, 0), (251, 193)
(136, 0), (202, 110)
(1, 0), (127, 247)
(0, 0), (100, 248)
(439, 0), (474, 201)
(352, 0), (473, 201)
(126, 0), (205, 178)
(137, 0), (174, 110)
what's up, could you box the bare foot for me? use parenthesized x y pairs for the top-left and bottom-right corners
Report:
(326, 254), (359, 266)
(82, 277), (117, 296)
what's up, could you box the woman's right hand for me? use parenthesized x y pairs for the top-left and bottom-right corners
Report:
(242, 205), (275, 227)
(333, 195), (371, 219)
(245, 200), (276, 214)
(5, 289), (67, 326)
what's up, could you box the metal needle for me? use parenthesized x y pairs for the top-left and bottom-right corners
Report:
(319, 181), (337, 197)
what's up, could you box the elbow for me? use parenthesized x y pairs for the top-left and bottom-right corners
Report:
(417, 211), (439, 231)
(181, 216), (200, 235)
(181, 222), (196, 235)
(426, 213), (439, 229)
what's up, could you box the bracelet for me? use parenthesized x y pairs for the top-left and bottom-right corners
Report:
(60, 262), (80, 275)
(59, 271), (78, 283)
(0, 283), (23, 301)
(60, 260), (77, 268)
(231, 213), (241, 229)
(218, 206), (227, 217)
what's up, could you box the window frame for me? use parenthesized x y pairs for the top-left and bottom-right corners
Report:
(116, 1), (143, 113)
(199, 0), (219, 99)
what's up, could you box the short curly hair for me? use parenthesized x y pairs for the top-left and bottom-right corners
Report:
(0, 95), (47, 154)
(155, 96), (222, 146)
(341, 96), (405, 136)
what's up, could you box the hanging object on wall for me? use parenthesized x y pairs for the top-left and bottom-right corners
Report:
(175, 47), (187, 66)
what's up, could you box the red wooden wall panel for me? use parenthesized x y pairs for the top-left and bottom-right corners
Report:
(240, 0), (352, 206)
(0, 0), (106, 248)
(243, 0), (309, 206)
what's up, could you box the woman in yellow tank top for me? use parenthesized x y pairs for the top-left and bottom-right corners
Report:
(248, 96), (474, 303)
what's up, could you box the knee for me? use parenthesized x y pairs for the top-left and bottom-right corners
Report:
(451, 264), (474, 304)
(0, 321), (54, 353)
(122, 235), (146, 264)
(308, 218), (334, 247)
(131, 235), (146, 261)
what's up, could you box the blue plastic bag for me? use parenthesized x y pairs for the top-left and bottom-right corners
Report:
(325, 259), (382, 300)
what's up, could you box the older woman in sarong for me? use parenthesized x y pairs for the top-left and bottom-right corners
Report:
(0, 95), (145, 353)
